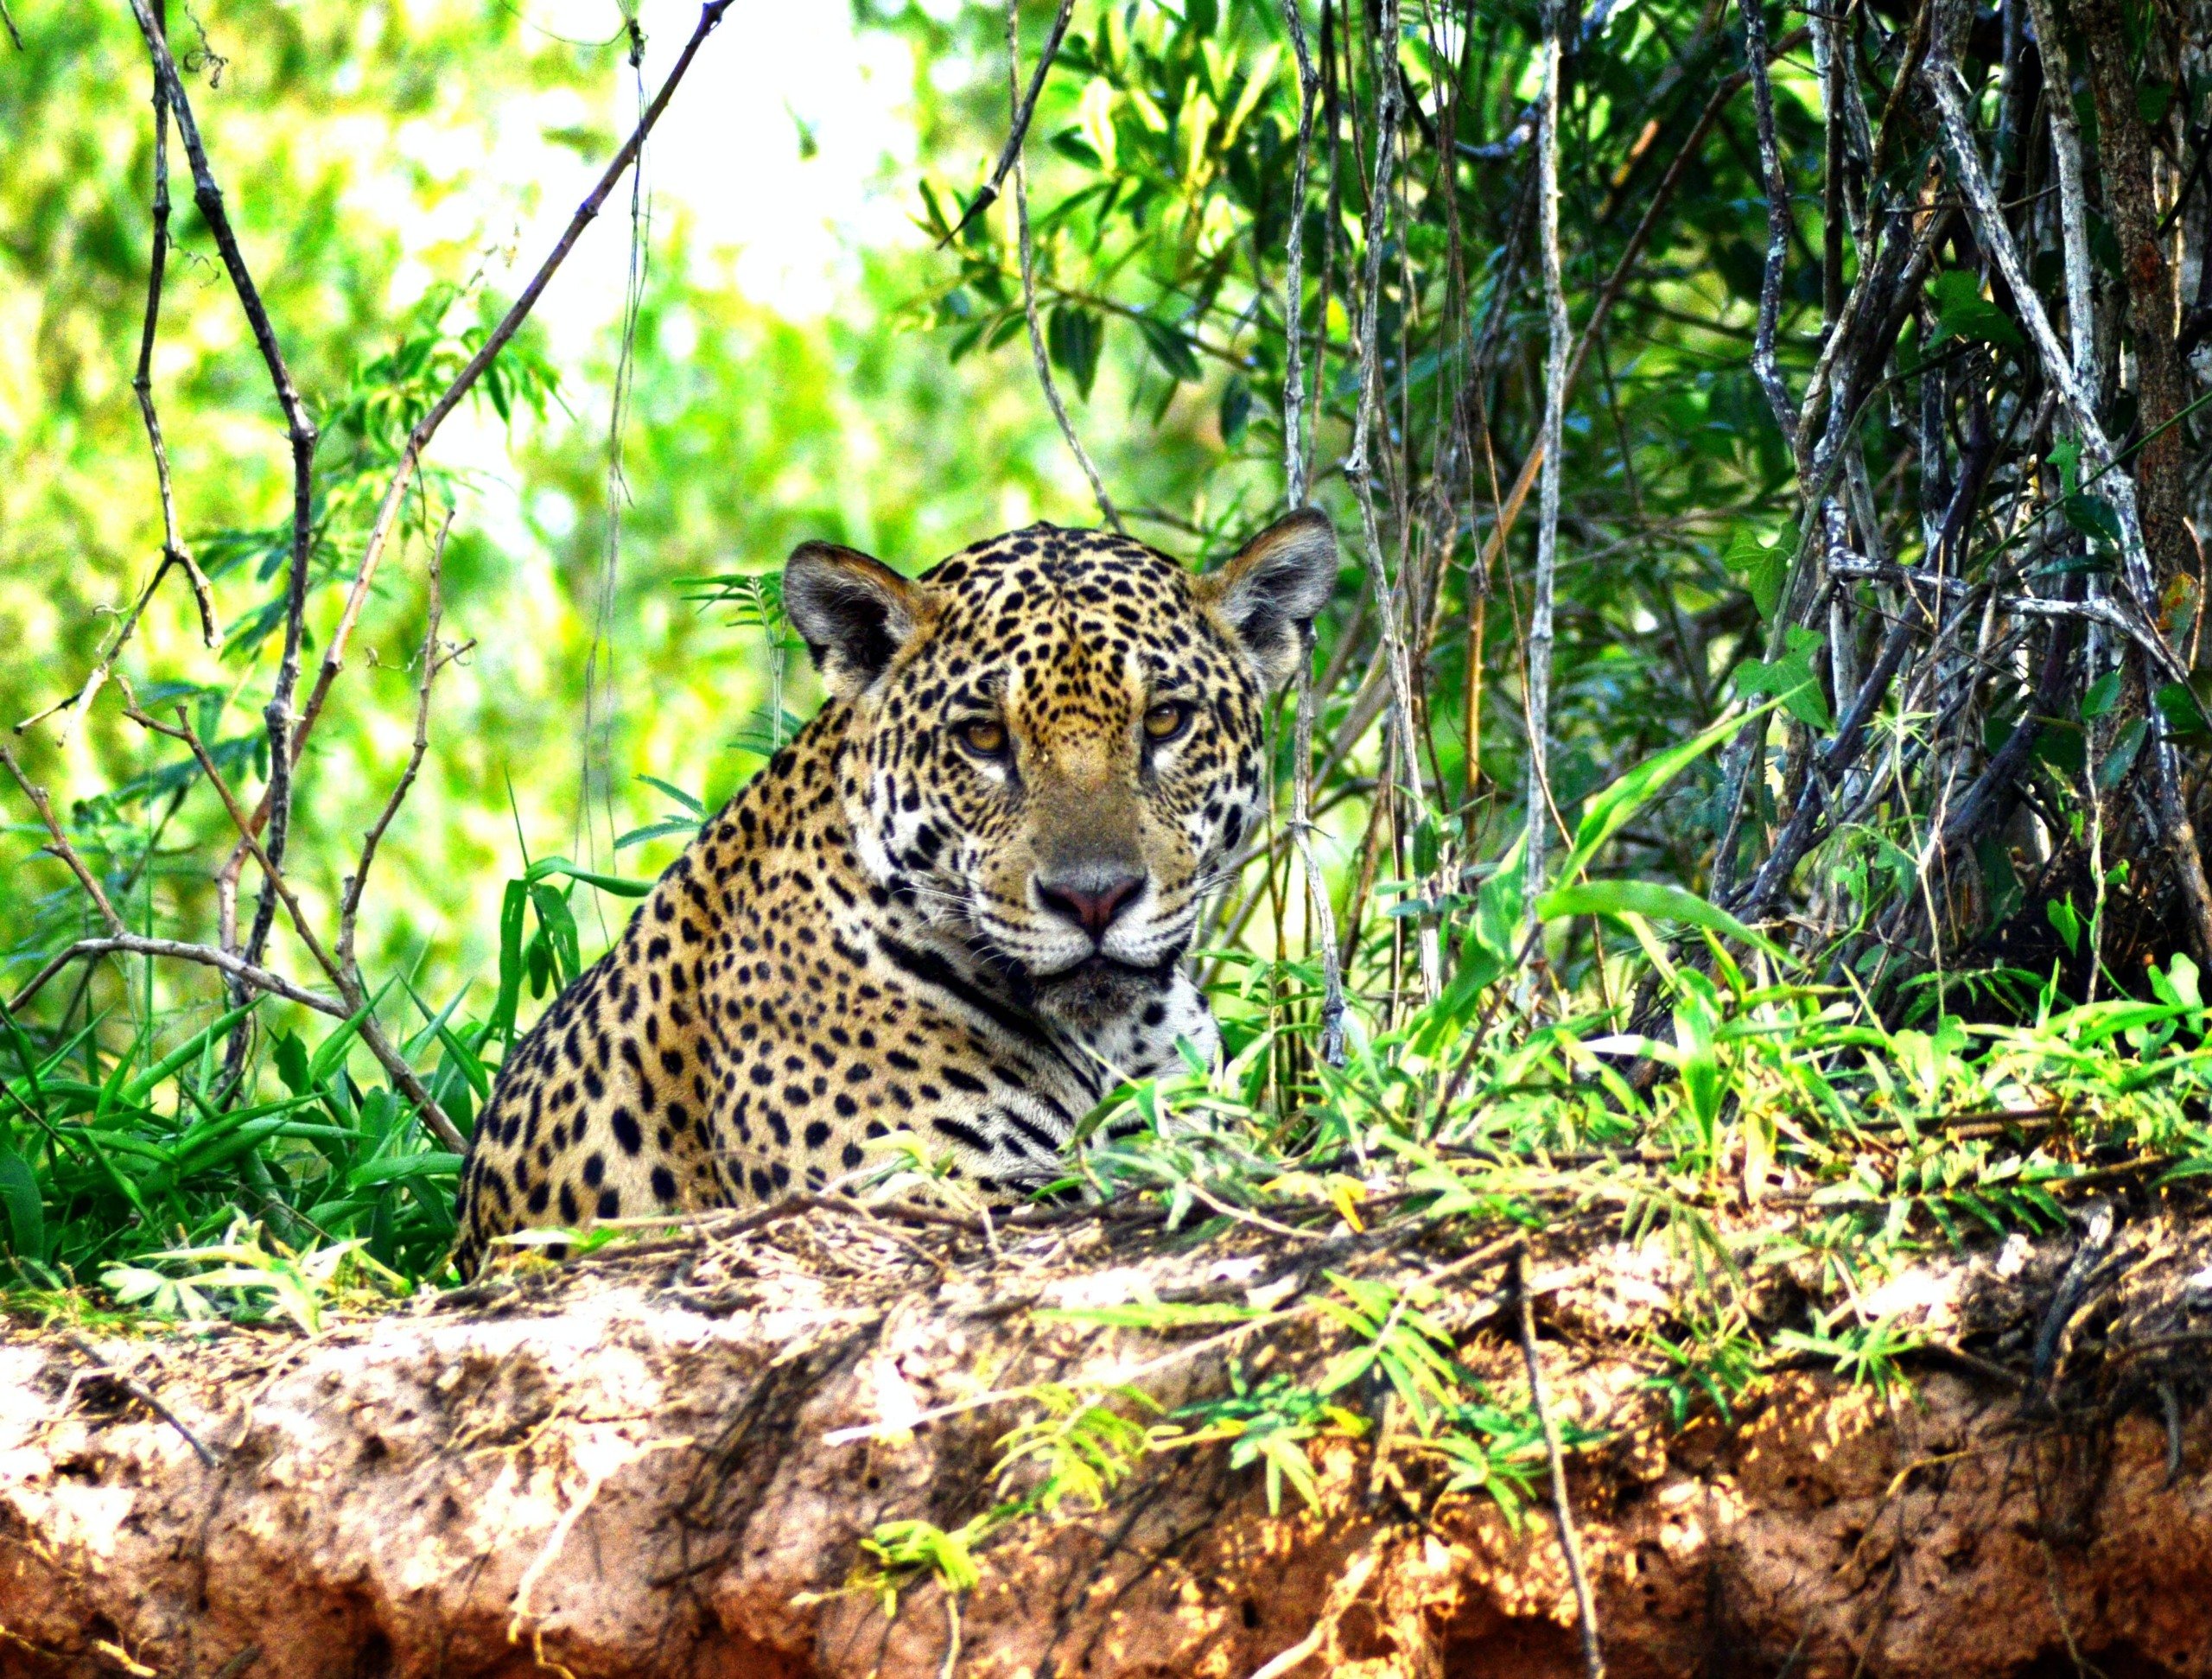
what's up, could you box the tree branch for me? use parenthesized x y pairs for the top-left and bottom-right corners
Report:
(941, 0), (1076, 247)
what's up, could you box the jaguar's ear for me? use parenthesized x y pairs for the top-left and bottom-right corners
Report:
(783, 542), (930, 700)
(1198, 508), (1340, 689)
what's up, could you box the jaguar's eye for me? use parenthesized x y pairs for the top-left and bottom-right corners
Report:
(955, 718), (1009, 758)
(1143, 701), (1192, 744)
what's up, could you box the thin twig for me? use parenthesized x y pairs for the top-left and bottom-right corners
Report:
(123, 0), (320, 998)
(1340, 0), (1438, 1002)
(1274, 3), (1345, 1066)
(1466, 35), (1808, 595)
(1277, 0), (1320, 509)
(110, 680), (467, 1153)
(63, 1337), (218, 1469)
(7, 938), (344, 1021)
(0, 743), (128, 934)
(1511, 1244), (1605, 1679)
(338, 517), (457, 974)
(1003, 0), (1120, 531)
(1738, 0), (1802, 459)
(1523, 0), (1568, 937)
(941, 0), (1077, 246)
(16, 0), (215, 742)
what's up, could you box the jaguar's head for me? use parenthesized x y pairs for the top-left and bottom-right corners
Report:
(784, 512), (1337, 1034)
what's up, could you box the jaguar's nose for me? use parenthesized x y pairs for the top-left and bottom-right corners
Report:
(1035, 868), (1146, 942)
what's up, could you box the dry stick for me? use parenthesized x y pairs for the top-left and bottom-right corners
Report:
(0, 744), (128, 934)
(123, 0), (319, 1005)
(1341, 0), (1439, 1004)
(1738, 0), (1801, 461)
(121, 685), (344, 989)
(219, 0), (739, 887)
(940, 0), (1077, 246)
(1511, 1245), (1605, 1679)
(1925, 51), (2212, 964)
(1278, 0), (1320, 509)
(578, 47), (654, 886)
(1004, 0), (1120, 533)
(8, 937), (341, 1021)
(20, 6), (220, 742)
(2021, 0), (2097, 391)
(0, 747), (335, 1019)
(1276, 0), (1346, 1068)
(1522, 0), (1568, 944)
(337, 518), (455, 976)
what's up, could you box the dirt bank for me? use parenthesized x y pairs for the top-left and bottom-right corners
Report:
(3, 1200), (2208, 1678)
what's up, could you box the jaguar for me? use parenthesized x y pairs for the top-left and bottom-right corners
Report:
(452, 510), (1338, 1274)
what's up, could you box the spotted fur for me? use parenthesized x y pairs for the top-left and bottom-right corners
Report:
(453, 512), (1338, 1274)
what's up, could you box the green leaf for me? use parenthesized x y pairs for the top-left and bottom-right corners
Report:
(120, 1001), (259, 1105)
(2156, 681), (2212, 743)
(2063, 493), (2122, 549)
(1559, 702), (1776, 886)
(635, 774), (706, 817)
(1218, 373), (1252, 446)
(1046, 304), (1103, 400)
(1733, 626), (1829, 728)
(0, 1149), (42, 1258)
(615, 818), (702, 852)
(2033, 717), (2088, 774)
(2097, 716), (2147, 789)
(272, 1030), (312, 1098)
(2081, 670), (2122, 720)
(1723, 524), (1795, 622)
(527, 856), (657, 899)
(1927, 270), (2022, 349)
(1535, 879), (1793, 964)
(491, 878), (530, 1044)
(2047, 894), (2082, 956)
(2049, 440), (2083, 498)
(529, 883), (582, 988)
(1134, 314), (1202, 383)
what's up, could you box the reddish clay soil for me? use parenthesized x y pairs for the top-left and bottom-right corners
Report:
(3, 1201), (2209, 1678)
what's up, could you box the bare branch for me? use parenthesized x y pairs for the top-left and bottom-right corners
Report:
(16, 3), (216, 741)
(1737, 0), (1802, 460)
(339, 518), (456, 973)
(0, 743), (127, 935)
(111, 680), (468, 1154)
(1003, 0), (1121, 532)
(1276, 0), (1320, 510)
(1523, 0), (1568, 932)
(117, 680), (344, 991)
(940, 0), (1076, 247)
(1341, 0), (1438, 1001)
(1274, 3), (1344, 1065)
(1470, 34), (1808, 583)
(7, 938), (343, 1021)
(1511, 1244), (1605, 1679)
(123, 0), (319, 965)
